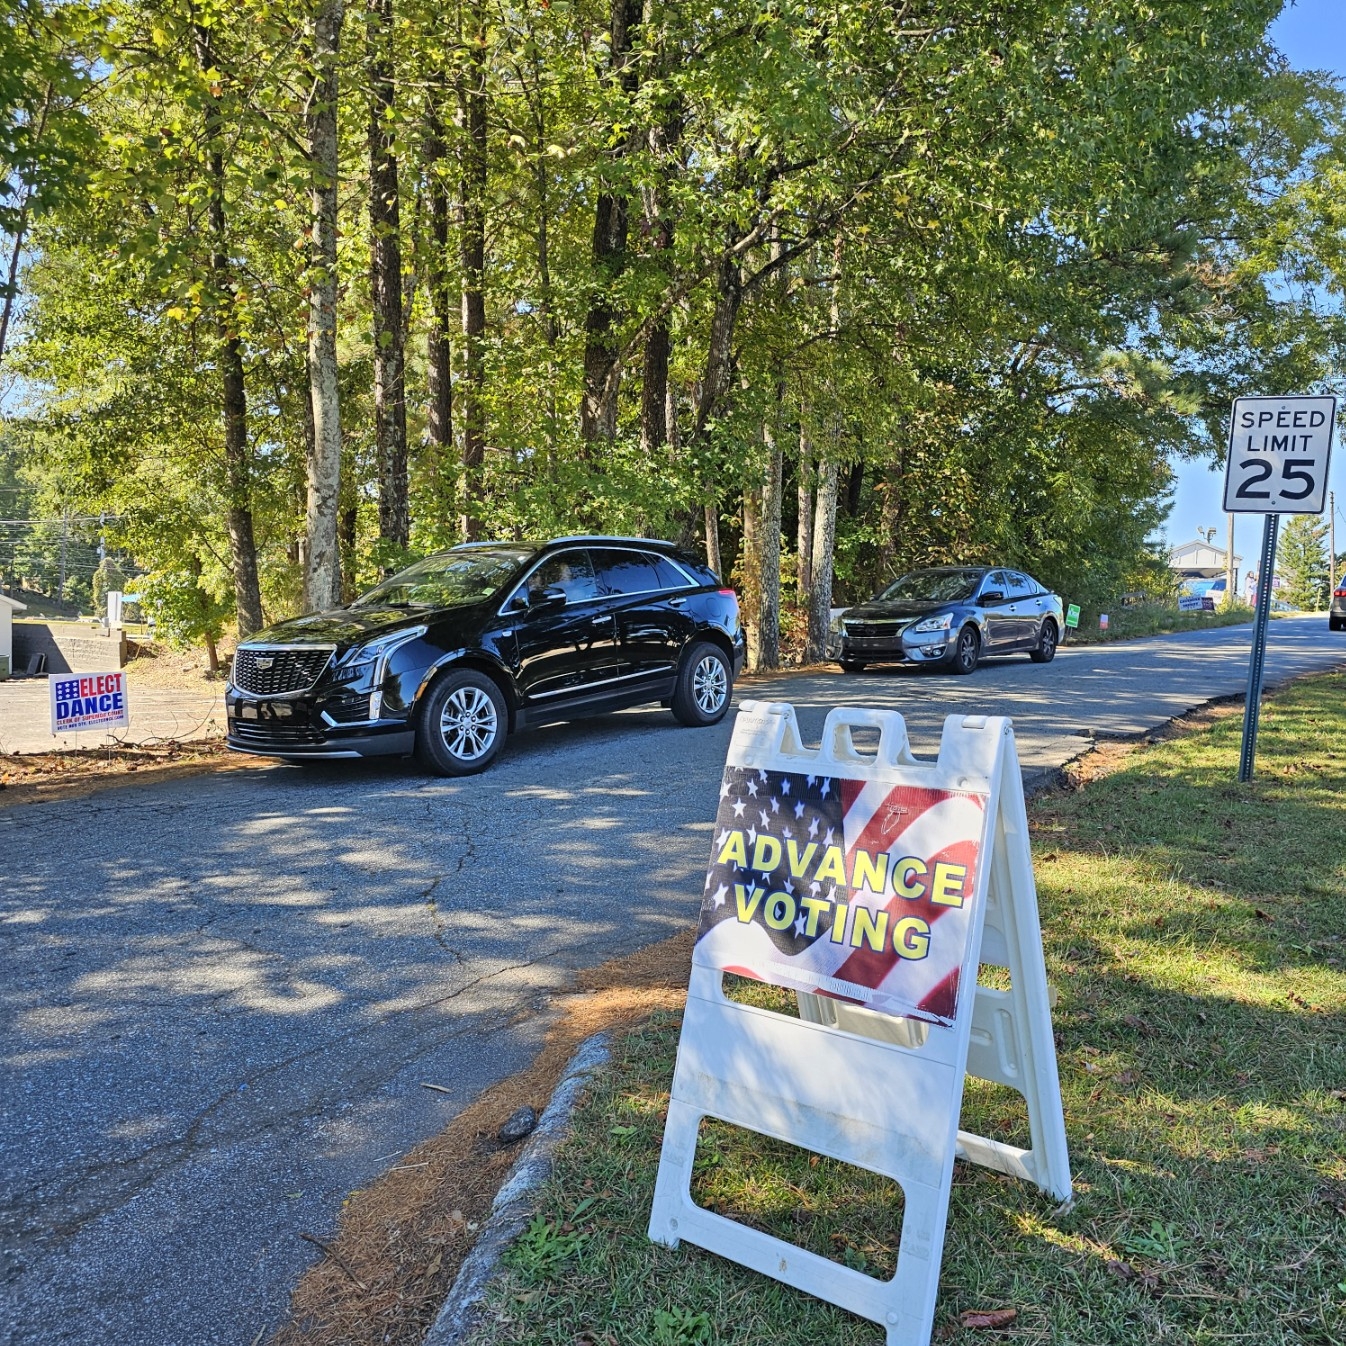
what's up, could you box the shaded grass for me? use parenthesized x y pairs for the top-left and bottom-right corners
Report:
(472, 673), (1346, 1346)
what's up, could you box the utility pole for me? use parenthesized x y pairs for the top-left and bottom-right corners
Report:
(1225, 511), (1235, 608)
(1331, 490), (1337, 595)
(58, 511), (68, 602)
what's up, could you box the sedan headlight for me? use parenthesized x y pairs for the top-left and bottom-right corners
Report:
(334, 625), (427, 683)
(912, 612), (954, 634)
(829, 610), (848, 634)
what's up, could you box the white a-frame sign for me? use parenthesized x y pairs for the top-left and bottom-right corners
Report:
(649, 702), (1071, 1345)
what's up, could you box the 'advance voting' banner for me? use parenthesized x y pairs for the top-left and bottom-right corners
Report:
(50, 672), (129, 735)
(693, 762), (986, 1026)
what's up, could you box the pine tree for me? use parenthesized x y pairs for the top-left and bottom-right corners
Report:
(1279, 515), (1330, 611)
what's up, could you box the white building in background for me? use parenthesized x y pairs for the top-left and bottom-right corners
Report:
(1168, 538), (1242, 588)
(0, 592), (26, 677)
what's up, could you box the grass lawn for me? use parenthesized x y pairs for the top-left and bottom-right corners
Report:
(471, 672), (1346, 1346)
(1065, 601), (1255, 645)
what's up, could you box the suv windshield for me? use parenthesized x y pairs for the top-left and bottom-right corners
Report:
(877, 569), (983, 604)
(354, 549), (531, 609)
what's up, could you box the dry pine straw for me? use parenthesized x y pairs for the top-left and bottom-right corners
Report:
(0, 739), (239, 809)
(267, 929), (697, 1346)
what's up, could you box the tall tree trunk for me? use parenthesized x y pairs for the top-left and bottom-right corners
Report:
(304, 0), (346, 612)
(797, 423), (813, 598)
(579, 0), (642, 444)
(757, 413), (782, 671)
(367, 0), (408, 554)
(807, 458), (839, 662)
(457, 0), (487, 540)
(741, 484), (760, 667)
(194, 25), (264, 638)
(704, 504), (721, 576)
(423, 87), (455, 525)
(339, 495), (359, 602)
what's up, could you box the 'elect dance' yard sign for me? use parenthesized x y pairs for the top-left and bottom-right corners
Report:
(50, 672), (129, 735)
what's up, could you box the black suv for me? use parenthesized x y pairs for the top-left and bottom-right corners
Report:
(225, 536), (746, 775)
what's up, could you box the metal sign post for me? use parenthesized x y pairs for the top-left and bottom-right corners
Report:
(1223, 394), (1336, 782)
(1238, 514), (1279, 782)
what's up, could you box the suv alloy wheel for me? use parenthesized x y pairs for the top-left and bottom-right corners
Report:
(416, 669), (508, 775)
(671, 642), (732, 726)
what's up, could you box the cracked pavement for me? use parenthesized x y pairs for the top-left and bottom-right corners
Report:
(2, 614), (1341, 1345)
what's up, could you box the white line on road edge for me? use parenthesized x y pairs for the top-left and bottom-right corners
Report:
(422, 1032), (612, 1346)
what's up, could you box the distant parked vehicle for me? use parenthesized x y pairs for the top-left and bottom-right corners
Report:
(830, 567), (1065, 675)
(1331, 575), (1346, 632)
(225, 536), (746, 774)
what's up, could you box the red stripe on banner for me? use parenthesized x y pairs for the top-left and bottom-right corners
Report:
(839, 777), (866, 816)
(844, 784), (950, 869)
(916, 967), (960, 1021)
(831, 835), (980, 989)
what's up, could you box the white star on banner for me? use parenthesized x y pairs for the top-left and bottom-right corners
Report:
(794, 800), (805, 819)
(809, 881), (821, 897)
(781, 779), (791, 795)
(820, 778), (832, 798)
(770, 797), (780, 814)
(824, 827), (835, 847)
(793, 915), (807, 937)
(720, 779), (731, 799)
(759, 768), (769, 782)
(782, 826), (793, 840)
(746, 779), (759, 798)
(759, 810), (770, 828)
(747, 825), (758, 846)
(826, 883), (837, 901)
(716, 828), (731, 847)
(733, 800), (746, 818)
(808, 816), (820, 838)
(807, 774), (817, 787)
(711, 884), (729, 908)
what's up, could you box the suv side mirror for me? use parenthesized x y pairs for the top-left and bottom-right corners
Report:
(980, 589), (1004, 604)
(526, 584), (567, 612)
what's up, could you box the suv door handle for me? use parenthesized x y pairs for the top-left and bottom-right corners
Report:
(667, 597), (688, 608)
(591, 613), (614, 624)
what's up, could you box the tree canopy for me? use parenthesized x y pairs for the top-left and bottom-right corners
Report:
(3, 0), (1344, 664)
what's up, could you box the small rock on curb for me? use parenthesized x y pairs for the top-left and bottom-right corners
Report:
(497, 1106), (537, 1144)
(423, 1032), (611, 1346)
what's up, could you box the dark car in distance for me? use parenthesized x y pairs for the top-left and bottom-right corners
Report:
(1331, 574), (1346, 631)
(225, 536), (746, 775)
(832, 566), (1065, 674)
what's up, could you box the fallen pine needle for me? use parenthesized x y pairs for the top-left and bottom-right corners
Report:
(298, 1231), (369, 1292)
(420, 1082), (453, 1095)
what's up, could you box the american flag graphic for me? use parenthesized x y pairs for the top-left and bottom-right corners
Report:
(693, 763), (987, 1026)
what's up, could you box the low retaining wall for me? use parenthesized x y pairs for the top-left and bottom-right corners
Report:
(12, 621), (127, 674)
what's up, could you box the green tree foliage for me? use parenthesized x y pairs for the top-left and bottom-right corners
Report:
(4, 0), (1344, 664)
(1279, 513), (1330, 610)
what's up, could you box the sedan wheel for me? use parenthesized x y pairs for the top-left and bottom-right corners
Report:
(950, 625), (980, 675)
(416, 669), (508, 776)
(1030, 619), (1058, 664)
(672, 642), (732, 726)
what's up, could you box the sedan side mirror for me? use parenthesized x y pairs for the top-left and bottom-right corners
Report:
(980, 589), (1004, 604)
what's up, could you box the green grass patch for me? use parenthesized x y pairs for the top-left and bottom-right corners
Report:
(1066, 601), (1255, 644)
(474, 673), (1346, 1346)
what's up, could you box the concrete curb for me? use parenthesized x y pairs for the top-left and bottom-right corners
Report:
(422, 1032), (611, 1346)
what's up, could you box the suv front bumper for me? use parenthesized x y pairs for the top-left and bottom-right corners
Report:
(225, 686), (414, 759)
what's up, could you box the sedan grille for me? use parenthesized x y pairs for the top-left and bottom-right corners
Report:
(232, 646), (334, 696)
(843, 619), (908, 640)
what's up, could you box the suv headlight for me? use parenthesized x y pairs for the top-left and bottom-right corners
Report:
(333, 625), (427, 684)
(912, 612), (954, 634)
(830, 611), (848, 634)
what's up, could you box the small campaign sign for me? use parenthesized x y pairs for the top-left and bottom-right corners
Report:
(1178, 594), (1203, 612)
(50, 672), (129, 735)
(1223, 395), (1336, 515)
(1099, 613), (1109, 630)
(1065, 603), (1080, 629)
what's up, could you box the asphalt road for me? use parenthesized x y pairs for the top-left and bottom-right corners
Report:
(2, 614), (1341, 1345)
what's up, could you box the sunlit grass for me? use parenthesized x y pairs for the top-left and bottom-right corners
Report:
(474, 673), (1346, 1346)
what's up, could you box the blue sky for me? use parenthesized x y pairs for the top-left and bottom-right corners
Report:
(1164, 0), (1346, 557)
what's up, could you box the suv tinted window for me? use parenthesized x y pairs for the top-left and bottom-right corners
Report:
(647, 553), (693, 590)
(507, 550), (600, 608)
(592, 548), (662, 595)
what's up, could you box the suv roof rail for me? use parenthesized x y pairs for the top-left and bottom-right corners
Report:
(546, 534), (677, 549)
(448, 540), (538, 550)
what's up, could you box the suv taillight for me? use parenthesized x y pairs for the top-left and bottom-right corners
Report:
(1335, 588), (1346, 599)
(718, 587), (736, 598)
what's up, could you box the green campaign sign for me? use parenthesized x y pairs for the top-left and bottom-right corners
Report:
(1065, 604), (1080, 629)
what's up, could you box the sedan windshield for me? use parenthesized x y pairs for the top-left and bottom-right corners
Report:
(877, 569), (983, 604)
(353, 549), (531, 609)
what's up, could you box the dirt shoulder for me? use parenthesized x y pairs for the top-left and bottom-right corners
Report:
(0, 740), (245, 810)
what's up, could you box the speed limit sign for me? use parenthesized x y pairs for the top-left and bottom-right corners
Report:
(1223, 395), (1336, 514)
